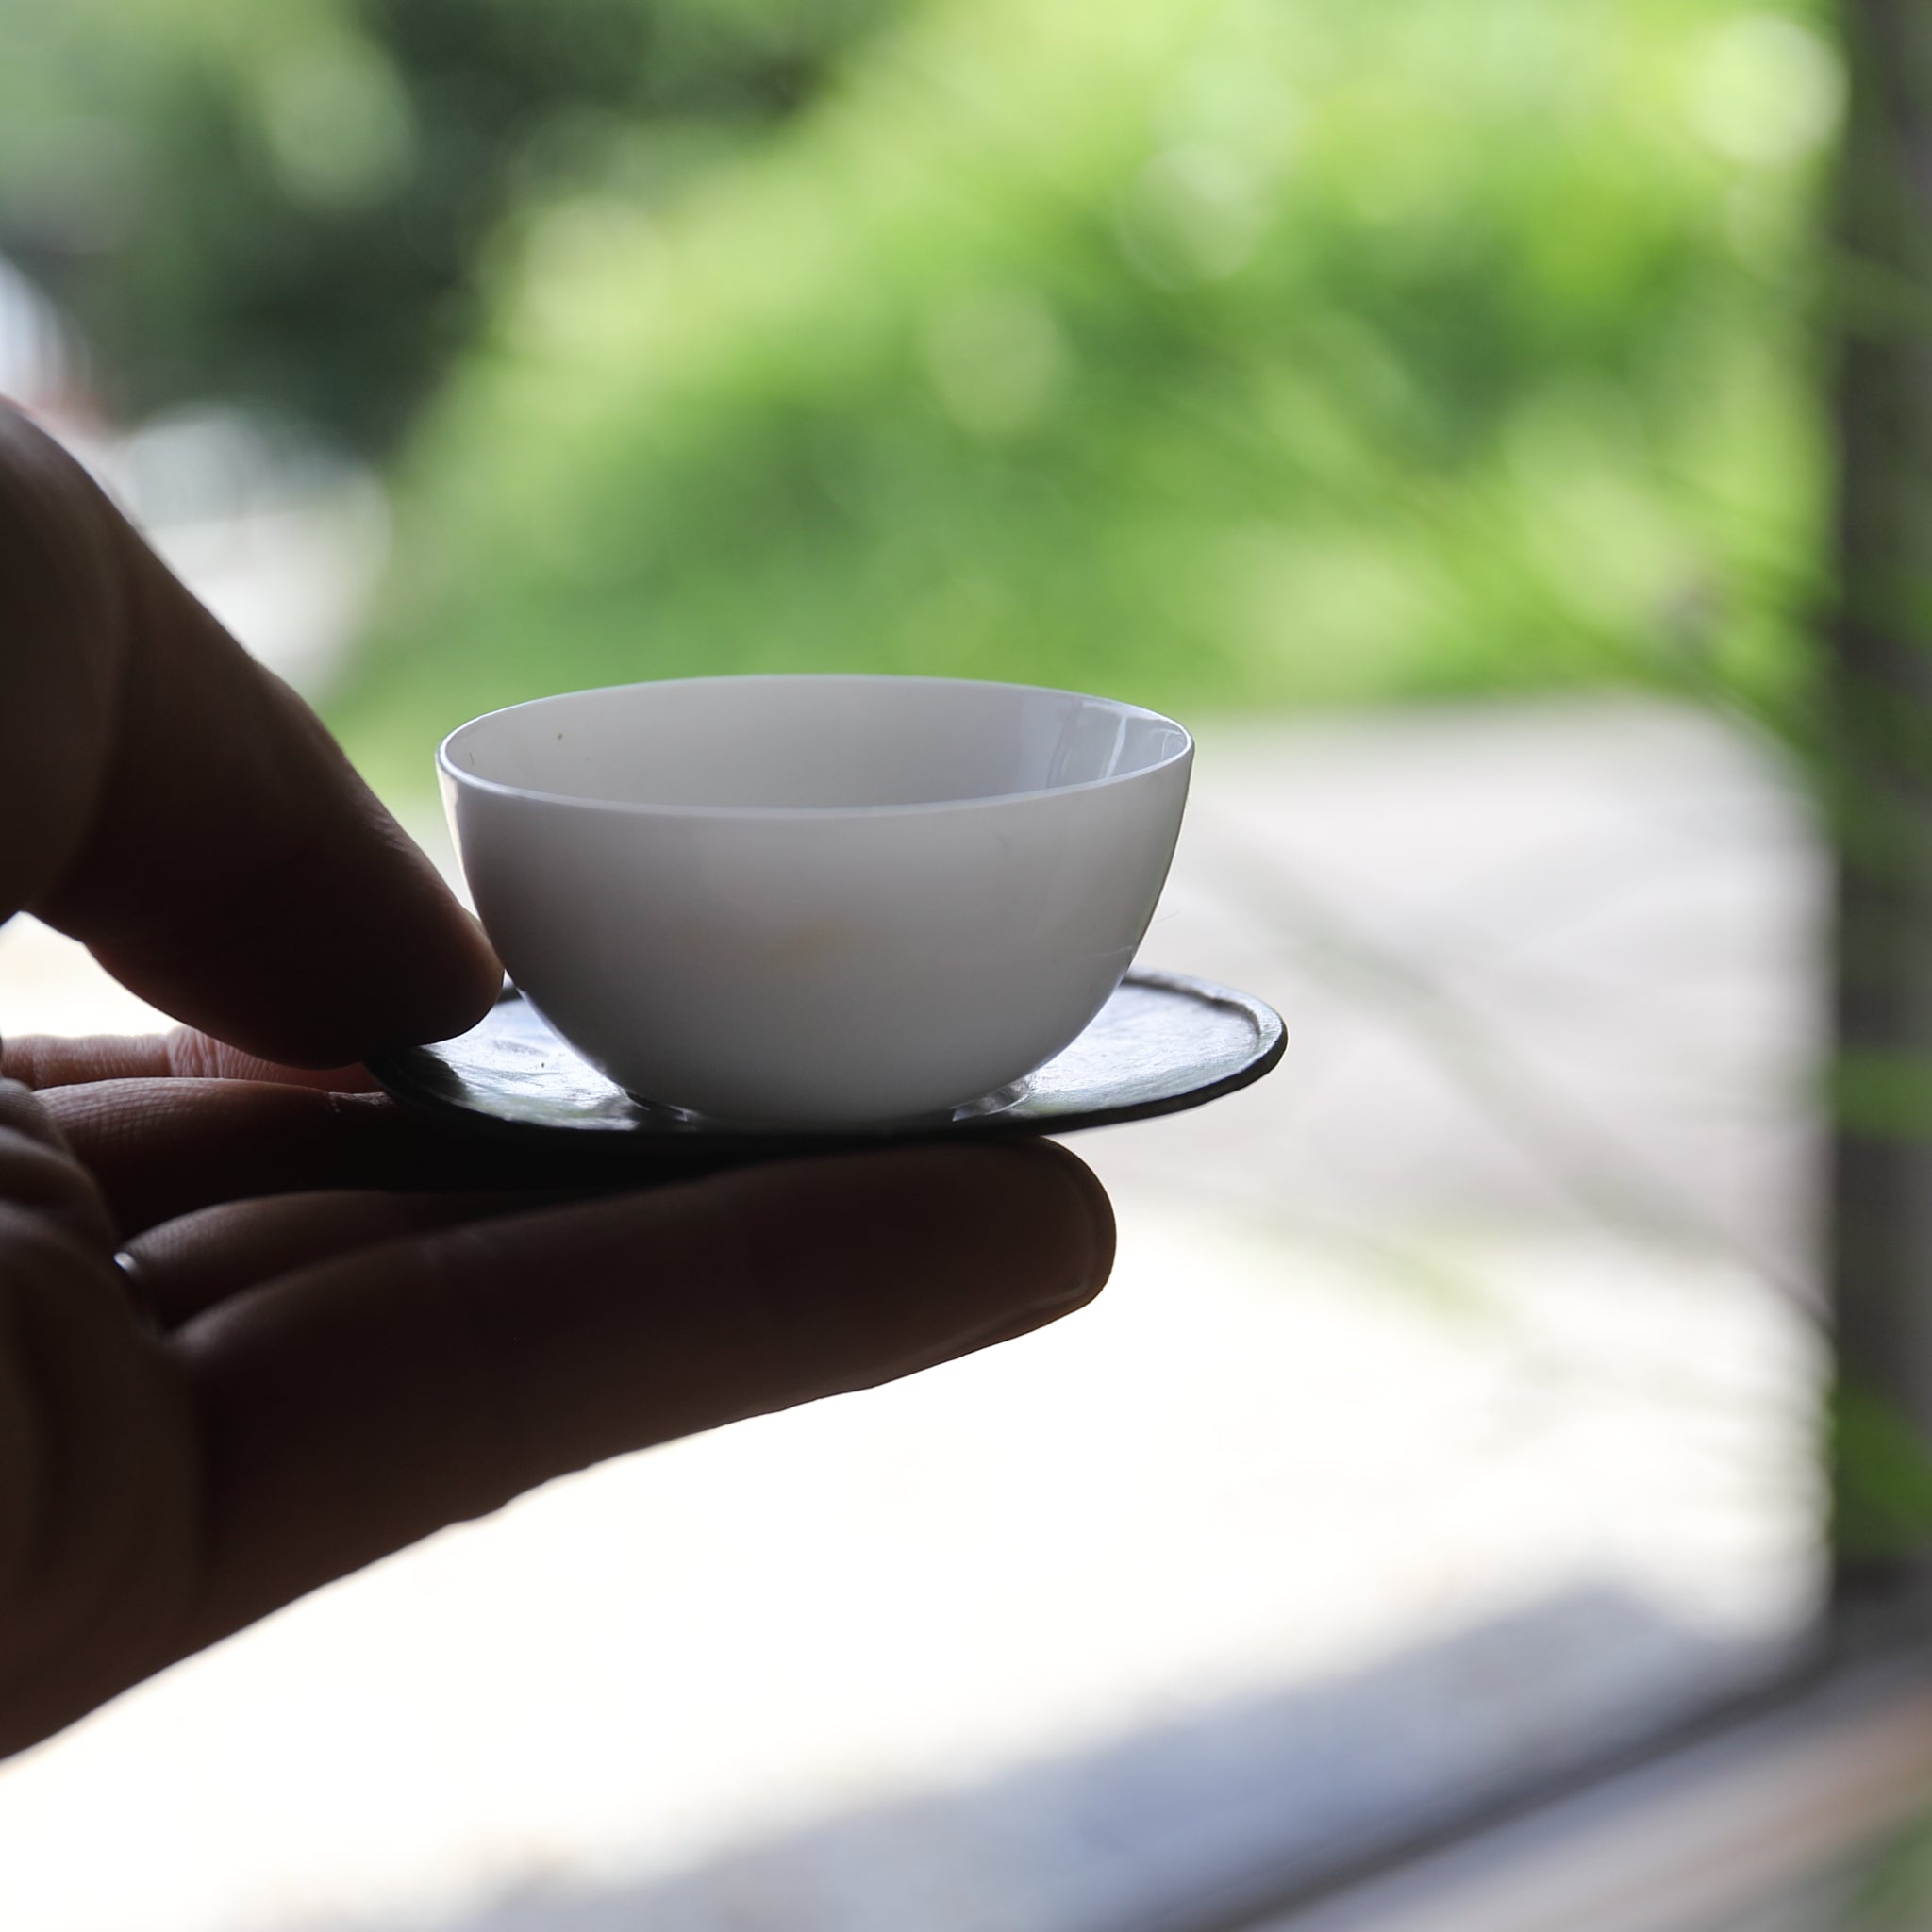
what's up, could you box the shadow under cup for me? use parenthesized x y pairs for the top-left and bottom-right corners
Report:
(439, 675), (1193, 1125)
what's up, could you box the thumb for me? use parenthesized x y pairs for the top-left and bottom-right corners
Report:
(0, 405), (499, 1064)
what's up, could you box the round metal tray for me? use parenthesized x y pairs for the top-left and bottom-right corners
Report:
(366, 970), (1284, 1158)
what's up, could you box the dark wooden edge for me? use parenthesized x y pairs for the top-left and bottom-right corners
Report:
(1115, 1591), (1932, 1932)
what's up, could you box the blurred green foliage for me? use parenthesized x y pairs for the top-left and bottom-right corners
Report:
(0, 0), (888, 452)
(1848, 1807), (1932, 1932)
(334, 0), (1840, 792)
(1, 0), (1841, 799)
(1830, 1377), (1932, 1567)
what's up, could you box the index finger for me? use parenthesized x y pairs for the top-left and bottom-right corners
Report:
(0, 407), (499, 1065)
(0, 1027), (379, 1092)
(175, 1141), (1114, 1653)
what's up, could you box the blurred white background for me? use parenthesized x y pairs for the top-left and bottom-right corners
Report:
(0, 703), (1823, 1932)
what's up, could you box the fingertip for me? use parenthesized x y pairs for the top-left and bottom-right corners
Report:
(941, 1138), (1115, 1311)
(1021, 1138), (1116, 1303)
(354, 901), (502, 1058)
(731, 1136), (1115, 1322)
(262, 786), (501, 1065)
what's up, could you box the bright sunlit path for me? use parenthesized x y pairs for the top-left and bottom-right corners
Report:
(0, 1208), (1814, 1932)
(0, 703), (1824, 1932)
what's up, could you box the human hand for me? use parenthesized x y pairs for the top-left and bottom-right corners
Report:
(0, 407), (1112, 1758)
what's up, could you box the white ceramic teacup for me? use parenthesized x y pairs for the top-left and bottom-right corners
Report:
(439, 675), (1192, 1124)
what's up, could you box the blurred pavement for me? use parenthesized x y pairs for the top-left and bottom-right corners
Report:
(0, 698), (1824, 1932)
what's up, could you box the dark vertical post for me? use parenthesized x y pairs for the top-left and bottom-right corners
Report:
(1829, 4), (1932, 1595)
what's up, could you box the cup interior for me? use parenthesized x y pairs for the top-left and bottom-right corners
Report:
(441, 676), (1190, 812)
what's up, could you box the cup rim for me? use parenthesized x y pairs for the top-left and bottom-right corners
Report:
(437, 674), (1193, 822)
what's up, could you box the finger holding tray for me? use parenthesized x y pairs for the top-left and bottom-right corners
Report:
(368, 676), (1283, 1157)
